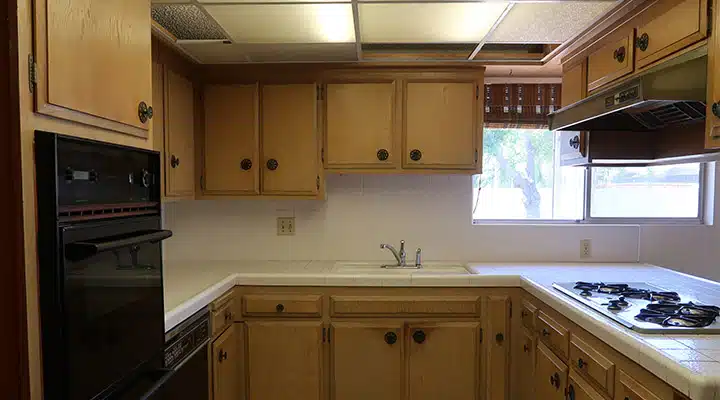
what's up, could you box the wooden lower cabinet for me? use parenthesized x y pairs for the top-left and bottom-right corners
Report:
(211, 324), (242, 400)
(535, 342), (568, 400)
(246, 320), (324, 400)
(331, 322), (404, 400)
(615, 370), (662, 400)
(407, 322), (481, 400)
(515, 328), (536, 400)
(568, 371), (605, 400)
(485, 296), (510, 400)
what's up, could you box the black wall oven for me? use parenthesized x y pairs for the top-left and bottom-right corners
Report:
(35, 132), (171, 400)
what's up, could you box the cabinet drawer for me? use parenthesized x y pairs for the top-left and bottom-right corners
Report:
(634, 0), (708, 69)
(570, 335), (615, 394)
(535, 342), (568, 400)
(211, 298), (236, 337)
(242, 294), (322, 316)
(330, 296), (480, 316)
(568, 371), (606, 400)
(537, 310), (570, 359)
(520, 299), (538, 330)
(615, 370), (662, 400)
(587, 29), (634, 91)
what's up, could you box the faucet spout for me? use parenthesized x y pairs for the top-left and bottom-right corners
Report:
(380, 240), (407, 266)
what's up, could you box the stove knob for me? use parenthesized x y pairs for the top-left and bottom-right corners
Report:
(616, 296), (629, 307)
(580, 290), (592, 297)
(607, 301), (621, 311)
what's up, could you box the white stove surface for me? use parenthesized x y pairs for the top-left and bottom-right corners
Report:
(552, 282), (720, 334)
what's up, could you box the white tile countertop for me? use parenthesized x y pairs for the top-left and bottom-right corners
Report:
(163, 261), (720, 400)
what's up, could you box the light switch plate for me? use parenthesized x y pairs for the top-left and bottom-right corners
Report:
(277, 217), (295, 236)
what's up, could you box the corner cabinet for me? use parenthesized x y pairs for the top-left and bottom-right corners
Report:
(164, 70), (196, 198)
(33, 0), (153, 139)
(211, 324), (243, 400)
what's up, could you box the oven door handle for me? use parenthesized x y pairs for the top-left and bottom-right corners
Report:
(65, 229), (173, 261)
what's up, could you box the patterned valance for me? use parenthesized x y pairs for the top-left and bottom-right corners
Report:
(483, 83), (561, 128)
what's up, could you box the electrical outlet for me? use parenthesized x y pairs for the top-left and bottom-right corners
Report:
(277, 217), (295, 236)
(580, 239), (592, 259)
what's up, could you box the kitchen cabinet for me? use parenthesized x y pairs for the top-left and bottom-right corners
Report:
(407, 322), (481, 400)
(485, 296), (510, 400)
(570, 335), (615, 394)
(634, 0), (708, 69)
(33, 0), (152, 139)
(535, 342), (568, 400)
(705, 0), (720, 148)
(331, 322), (404, 400)
(203, 84), (259, 195)
(403, 81), (481, 170)
(325, 82), (396, 169)
(261, 84), (322, 196)
(568, 371), (605, 400)
(212, 324), (242, 400)
(165, 69), (195, 198)
(246, 321), (324, 400)
(561, 61), (587, 108)
(615, 370), (662, 400)
(587, 28), (635, 91)
(516, 328), (536, 400)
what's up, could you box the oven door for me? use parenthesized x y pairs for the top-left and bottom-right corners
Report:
(59, 216), (170, 400)
(150, 339), (210, 400)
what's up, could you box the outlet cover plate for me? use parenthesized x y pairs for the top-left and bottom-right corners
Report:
(277, 217), (295, 236)
(580, 239), (591, 259)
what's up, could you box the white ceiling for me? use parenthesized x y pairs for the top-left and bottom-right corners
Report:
(151, 0), (618, 63)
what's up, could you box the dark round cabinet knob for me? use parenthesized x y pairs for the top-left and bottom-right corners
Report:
(577, 358), (585, 369)
(712, 102), (720, 118)
(138, 101), (154, 123)
(276, 303), (285, 312)
(170, 155), (180, 169)
(637, 33), (649, 51)
(267, 159), (279, 171)
(542, 328), (550, 336)
(613, 46), (626, 63)
(495, 333), (504, 344)
(409, 149), (422, 162)
(412, 330), (426, 344)
(569, 135), (580, 149)
(240, 159), (253, 171)
(549, 372), (560, 389)
(377, 149), (389, 161)
(384, 331), (397, 345)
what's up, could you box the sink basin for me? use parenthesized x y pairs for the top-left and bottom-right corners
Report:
(334, 262), (471, 275)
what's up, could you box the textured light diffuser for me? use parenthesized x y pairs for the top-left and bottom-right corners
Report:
(151, 4), (228, 40)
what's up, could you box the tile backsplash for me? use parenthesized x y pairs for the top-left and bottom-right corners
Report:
(163, 174), (640, 262)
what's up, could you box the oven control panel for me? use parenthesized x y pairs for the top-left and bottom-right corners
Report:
(164, 313), (210, 369)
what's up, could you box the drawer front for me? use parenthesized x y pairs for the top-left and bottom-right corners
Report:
(570, 335), (615, 394)
(243, 294), (322, 317)
(211, 298), (236, 337)
(635, 0), (707, 69)
(537, 311), (570, 359)
(615, 370), (662, 400)
(587, 30), (634, 91)
(520, 299), (538, 330)
(330, 296), (480, 316)
(535, 342), (568, 400)
(568, 371), (606, 400)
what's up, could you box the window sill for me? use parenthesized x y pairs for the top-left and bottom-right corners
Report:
(472, 219), (705, 227)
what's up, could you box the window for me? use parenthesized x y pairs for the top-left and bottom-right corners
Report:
(472, 128), (705, 223)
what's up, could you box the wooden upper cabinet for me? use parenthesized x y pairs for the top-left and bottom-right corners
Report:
(35, 0), (152, 138)
(634, 0), (708, 69)
(535, 342), (568, 400)
(587, 28), (635, 92)
(246, 321), (324, 400)
(203, 84), (259, 195)
(407, 322), (480, 400)
(325, 82), (396, 169)
(165, 70), (195, 198)
(561, 61), (587, 108)
(403, 81), (480, 170)
(486, 296), (510, 400)
(331, 322), (403, 400)
(151, 62), (165, 178)
(212, 324), (243, 400)
(261, 84), (321, 196)
(705, 0), (720, 149)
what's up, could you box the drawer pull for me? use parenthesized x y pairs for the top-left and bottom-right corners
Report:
(218, 350), (228, 363)
(523, 344), (530, 352)
(542, 328), (550, 336)
(409, 149), (422, 161)
(549, 372), (560, 389)
(170, 155), (180, 169)
(276, 303), (285, 312)
(569, 135), (580, 149)
(266, 159), (279, 171)
(384, 331), (397, 345)
(138, 101), (154, 123)
(377, 149), (389, 161)
(224, 310), (233, 322)
(240, 159), (252, 171)
(613, 46), (626, 63)
(636, 33), (649, 51)
(495, 333), (504, 344)
(412, 330), (426, 344)
(521, 310), (528, 318)
(577, 358), (584, 368)
(712, 102), (720, 118)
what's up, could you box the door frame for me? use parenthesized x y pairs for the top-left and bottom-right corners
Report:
(1, 0), (30, 397)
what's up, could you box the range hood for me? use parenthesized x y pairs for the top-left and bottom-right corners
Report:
(549, 47), (708, 132)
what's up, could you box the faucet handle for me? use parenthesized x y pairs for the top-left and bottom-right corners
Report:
(400, 240), (405, 252)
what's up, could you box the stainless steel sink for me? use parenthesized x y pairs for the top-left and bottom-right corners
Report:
(333, 262), (471, 275)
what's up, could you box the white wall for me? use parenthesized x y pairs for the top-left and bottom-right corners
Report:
(164, 174), (640, 263)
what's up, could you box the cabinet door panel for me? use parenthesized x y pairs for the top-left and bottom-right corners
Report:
(408, 322), (480, 400)
(212, 324), (242, 400)
(515, 328), (535, 400)
(561, 61), (586, 108)
(326, 83), (396, 168)
(42, 0), (151, 135)
(165, 70), (195, 197)
(404, 82), (478, 169)
(535, 343), (568, 400)
(204, 84), (259, 195)
(587, 30), (634, 91)
(705, 0), (720, 148)
(614, 370), (662, 400)
(568, 371), (605, 400)
(331, 322), (403, 400)
(261, 84), (319, 195)
(246, 321), (323, 400)
(486, 296), (510, 400)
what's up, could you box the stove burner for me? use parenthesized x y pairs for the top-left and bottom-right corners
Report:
(635, 302), (720, 328)
(580, 290), (592, 297)
(616, 296), (628, 307)
(573, 282), (680, 303)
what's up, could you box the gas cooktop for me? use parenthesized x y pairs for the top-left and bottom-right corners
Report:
(552, 282), (720, 334)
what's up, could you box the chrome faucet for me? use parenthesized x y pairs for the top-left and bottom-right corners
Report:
(380, 241), (406, 267)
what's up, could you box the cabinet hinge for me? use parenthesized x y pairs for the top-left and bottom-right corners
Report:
(321, 148), (325, 163)
(708, 0), (713, 35)
(316, 175), (320, 191)
(200, 175), (205, 190)
(28, 54), (37, 94)
(322, 327), (327, 343)
(509, 303), (513, 318)
(317, 85), (324, 101)
(479, 328), (483, 343)
(474, 149), (478, 164)
(476, 85), (479, 100)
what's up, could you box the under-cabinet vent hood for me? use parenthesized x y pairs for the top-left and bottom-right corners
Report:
(549, 47), (708, 132)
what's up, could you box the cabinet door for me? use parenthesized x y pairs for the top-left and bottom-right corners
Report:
(486, 296), (510, 400)
(152, 62), (166, 186)
(204, 84), (259, 195)
(705, 0), (720, 148)
(515, 328), (536, 400)
(246, 321), (323, 400)
(587, 29), (634, 91)
(568, 371), (605, 400)
(535, 343), (568, 400)
(634, 0), (708, 69)
(407, 322), (480, 400)
(404, 81), (479, 170)
(331, 322), (403, 400)
(561, 61), (587, 108)
(165, 70), (195, 198)
(614, 370), (662, 400)
(212, 324), (242, 400)
(37, 0), (152, 137)
(326, 82), (396, 169)
(261, 84), (320, 195)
